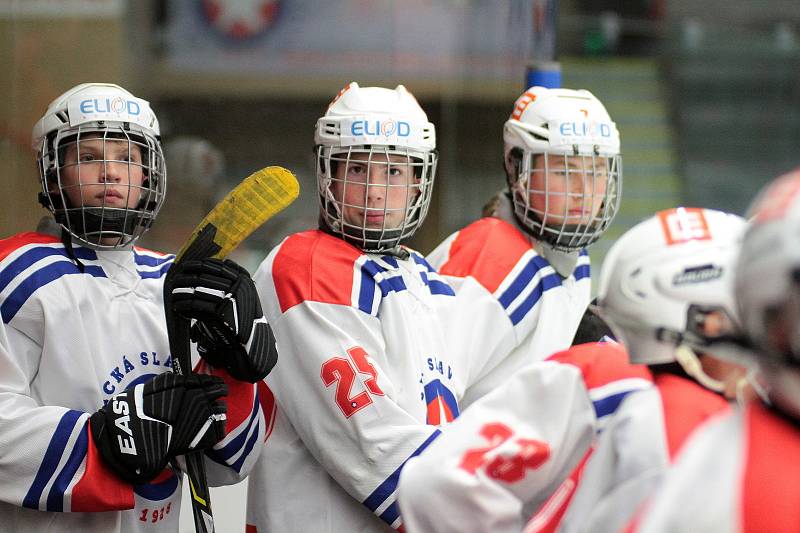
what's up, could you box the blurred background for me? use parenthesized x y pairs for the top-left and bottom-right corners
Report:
(1, 0), (799, 529)
(3, 0), (800, 271)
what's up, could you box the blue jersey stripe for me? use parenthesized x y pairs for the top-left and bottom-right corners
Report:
(47, 422), (89, 511)
(133, 252), (174, 267)
(593, 390), (633, 419)
(574, 263), (591, 281)
(206, 394), (260, 463)
(230, 422), (262, 474)
(357, 273), (377, 315)
(410, 254), (455, 297)
(427, 280), (455, 296)
(2, 263), (106, 323)
(378, 275), (406, 296)
(0, 246), (97, 294)
(23, 410), (83, 510)
(498, 255), (551, 310)
(379, 501), (401, 527)
(508, 271), (562, 326)
(133, 472), (180, 501)
(137, 262), (172, 279)
(363, 430), (441, 516)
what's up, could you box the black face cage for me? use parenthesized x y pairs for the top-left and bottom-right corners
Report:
(316, 145), (437, 253)
(509, 150), (622, 252)
(38, 125), (166, 249)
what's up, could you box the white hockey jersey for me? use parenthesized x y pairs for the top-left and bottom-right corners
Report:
(0, 230), (264, 533)
(636, 400), (800, 533)
(428, 215), (591, 408)
(246, 228), (561, 532)
(556, 372), (730, 533)
(396, 341), (652, 533)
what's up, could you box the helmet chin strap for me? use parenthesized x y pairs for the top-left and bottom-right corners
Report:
(674, 344), (726, 393)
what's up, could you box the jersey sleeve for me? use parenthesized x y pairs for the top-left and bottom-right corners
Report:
(429, 219), (590, 404)
(397, 361), (596, 533)
(253, 234), (442, 529)
(195, 361), (265, 485)
(0, 322), (135, 512)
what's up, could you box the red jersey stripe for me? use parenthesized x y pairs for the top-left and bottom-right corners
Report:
(71, 421), (134, 512)
(742, 401), (800, 532)
(0, 233), (60, 262)
(438, 218), (531, 294)
(272, 230), (362, 313)
(548, 342), (651, 390)
(655, 374), (729, 460)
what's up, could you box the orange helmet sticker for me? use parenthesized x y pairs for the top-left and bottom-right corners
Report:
(328, 82), (354, 109)
(510, 90), (537, 120)
(657, 207), (712, 245)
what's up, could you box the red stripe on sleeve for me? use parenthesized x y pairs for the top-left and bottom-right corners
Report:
(438, 218), (531, 294)
(547, 342), (652, 390)
(741, 401), (800, 532)
(0, 233), (60, 262)
(272, 230), (362, 313)
(256, 381), (277, 442)
(71, 421), (135, 512)
(196, 361), (254, 430)
(655, 374), (729, 460)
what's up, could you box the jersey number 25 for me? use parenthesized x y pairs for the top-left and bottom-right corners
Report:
(321, 346), (385, 418)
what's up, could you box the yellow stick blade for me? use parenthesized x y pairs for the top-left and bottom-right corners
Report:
(176, 166), (300, 262)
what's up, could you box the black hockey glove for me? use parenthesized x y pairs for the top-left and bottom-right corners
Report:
(167, 258), (278, 383)
(90, 373), (227, 484)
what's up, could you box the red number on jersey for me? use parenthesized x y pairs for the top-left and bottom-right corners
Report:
(321, 347), (384, 418)
(459, 422), (514, 475)
(459, 422), (551, 483)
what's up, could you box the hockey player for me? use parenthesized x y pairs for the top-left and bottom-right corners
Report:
(635, 170), (800, 532)
(428, 86), (622, 407)
(0, 83), (275, 532)
(396, 207), (750, 533)
(551, 207), (753, 533)
(245, 82), (585, 532)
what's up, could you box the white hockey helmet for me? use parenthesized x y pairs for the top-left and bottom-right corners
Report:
(596, 208), (746, 374)
(736, 169), (800, 377)
(503, 86), (621, 251)
(31, 82), (166, 249)
(315, 82), (438, 252)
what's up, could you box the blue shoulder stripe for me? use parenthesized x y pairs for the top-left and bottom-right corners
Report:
(411, 253), (455, 297)
(0, 246), (97, 294)
(574, 263), (591, 281)
(137, 262), (172, 280)
(508, 271), (562, 326)
(133, 251), (174, 267)
(2, 262), (106, 323)
(363, 430), (441, 525)
(593, 390), (633, 419)
(498, 254), (552, 310)
(23, 410), (83, 510)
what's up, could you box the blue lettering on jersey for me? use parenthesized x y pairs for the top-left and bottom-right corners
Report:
(101, 350), (170, 396)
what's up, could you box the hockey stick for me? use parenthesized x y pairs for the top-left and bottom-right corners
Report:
(163, 166), (299, 533)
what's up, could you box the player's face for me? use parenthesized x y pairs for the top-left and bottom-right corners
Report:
(332, 152), (420, 230)
(529, 154), (608, 226)
(58, 136), (145, 210)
